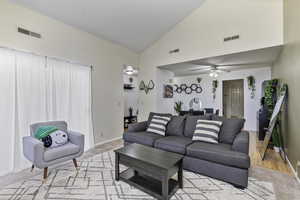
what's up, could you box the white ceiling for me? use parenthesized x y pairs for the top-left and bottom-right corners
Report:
(11, 0), (205, 52)
(159, 46), (283, 76)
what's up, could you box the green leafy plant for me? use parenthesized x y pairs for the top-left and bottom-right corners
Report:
(174, 101), (183, 114)
(264, 79), (279, 118)
(212, 80), (218, 100)
(247, 76), (256, 99)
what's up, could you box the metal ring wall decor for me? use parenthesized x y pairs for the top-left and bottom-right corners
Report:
(190, 84), (198, 91)
(174, 83), (203, 95)
(180, 84), (188, 90)
(195, 86), (203, 94)
(176, 87), (183, 94)
(185, 87), (193, 94)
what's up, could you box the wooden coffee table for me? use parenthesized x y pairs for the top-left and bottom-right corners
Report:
(114, 143), (184, 200)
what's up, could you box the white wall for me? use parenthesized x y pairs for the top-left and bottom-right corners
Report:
(123, 74), (139, 117)
(161, 67), (271, 131)
(138, 0), (283, 122)
(156, 69), (175, 114)
(0, 0), (139, 144)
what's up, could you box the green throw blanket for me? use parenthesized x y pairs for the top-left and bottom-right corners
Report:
(34, 126), (58, 139)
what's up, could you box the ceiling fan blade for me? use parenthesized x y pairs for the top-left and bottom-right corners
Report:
(216, 69), (231, 73)
(189, 68), (211, 72)
(216, 62), (270, 67)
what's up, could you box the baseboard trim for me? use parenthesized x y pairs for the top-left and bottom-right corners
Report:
(286, 155), (300, 184)
(94, 137), (122, 148)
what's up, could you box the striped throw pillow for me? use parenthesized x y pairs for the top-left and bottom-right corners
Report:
(146, 115), (171, 136)
(192, 120), (223, 144)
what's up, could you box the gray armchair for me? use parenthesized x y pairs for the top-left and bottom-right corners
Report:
(23, 121), (84, 179)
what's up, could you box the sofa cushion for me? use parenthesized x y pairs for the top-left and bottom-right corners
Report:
(166, 116), (186, 137)
(184, 115), (212, 138)
(186, 142), (250, 169)
(147, 112), (172, 127)
(123, 131), (163, 147)
(147, 115), (171, 136)
(192, 120), (223, 144)
(154, 136), (193, 154)
(212, 116), (245, 144)
(44, 142), (80, 162)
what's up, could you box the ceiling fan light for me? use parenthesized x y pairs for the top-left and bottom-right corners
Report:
(125, 65), (134, 71)
(124, 65), (138, 75)
(209, 72), (214, 77)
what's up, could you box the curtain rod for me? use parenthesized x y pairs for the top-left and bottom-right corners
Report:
(0, 45), (93, 69)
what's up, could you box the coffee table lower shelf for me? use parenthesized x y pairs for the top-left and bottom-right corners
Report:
(119, 168), (179, 200)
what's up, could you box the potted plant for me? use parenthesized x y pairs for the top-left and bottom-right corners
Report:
(174, 101), (183, 115)
(247, 76), (256, 99)
(129, 107), (133, 117)
(212, 80), (218, 100)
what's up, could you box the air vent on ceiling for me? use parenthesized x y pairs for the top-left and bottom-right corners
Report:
(224, 35), (240, 42)
(18, 27), (41, 39)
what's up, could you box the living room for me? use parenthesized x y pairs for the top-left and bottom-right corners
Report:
(0, 0), (299, 199)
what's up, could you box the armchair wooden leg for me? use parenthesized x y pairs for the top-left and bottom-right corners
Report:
(73, 159), (78, 169)
(43, 167), (48, 180)
(31, 165), (34, 172)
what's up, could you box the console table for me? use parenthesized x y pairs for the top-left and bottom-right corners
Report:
(124, 115), (137, 129)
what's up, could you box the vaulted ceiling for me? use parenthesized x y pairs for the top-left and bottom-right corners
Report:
(11, 0), (205, 52)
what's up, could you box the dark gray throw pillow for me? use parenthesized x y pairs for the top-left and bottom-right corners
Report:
(147, 112), (172, 127)
(212, 115), (245, 144)
(184, 115), (212, 138)
(166, 116), (186, 136)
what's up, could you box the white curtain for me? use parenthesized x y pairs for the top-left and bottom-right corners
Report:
(47, 58), (94, 150)
(0, 48), (16, 176)
(0, 48), (94, 175)
(15, 52), (48, 171)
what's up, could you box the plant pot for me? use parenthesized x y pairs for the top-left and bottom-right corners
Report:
(273, 146), (280, 153)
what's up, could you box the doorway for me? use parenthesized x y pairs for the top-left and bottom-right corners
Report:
(223, 79), (244, 118)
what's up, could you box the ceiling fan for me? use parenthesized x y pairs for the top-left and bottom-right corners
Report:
(189, 65), (231, 77)
(188, 62), (269, 77)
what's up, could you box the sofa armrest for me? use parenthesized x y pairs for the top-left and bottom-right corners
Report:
(68, 130), (85, 150)
(23, 136), (45, 166)
(232, 131), (249, 154)
(128, 121), (148, 132)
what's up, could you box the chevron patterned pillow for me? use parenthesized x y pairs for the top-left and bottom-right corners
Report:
(146, 115), (171, 136)
(192, 120), (223, 144)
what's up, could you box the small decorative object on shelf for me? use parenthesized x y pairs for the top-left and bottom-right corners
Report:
(212, 80), (218, 100)
(129, 77), (133, 83)
(139, 80), (155, 94)
(247, 76), (256, 99)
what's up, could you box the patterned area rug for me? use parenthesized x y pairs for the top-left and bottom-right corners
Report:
(0, 150), (276, 200)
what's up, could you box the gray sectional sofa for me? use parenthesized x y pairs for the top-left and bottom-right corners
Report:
(123, 113), (250, 188)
